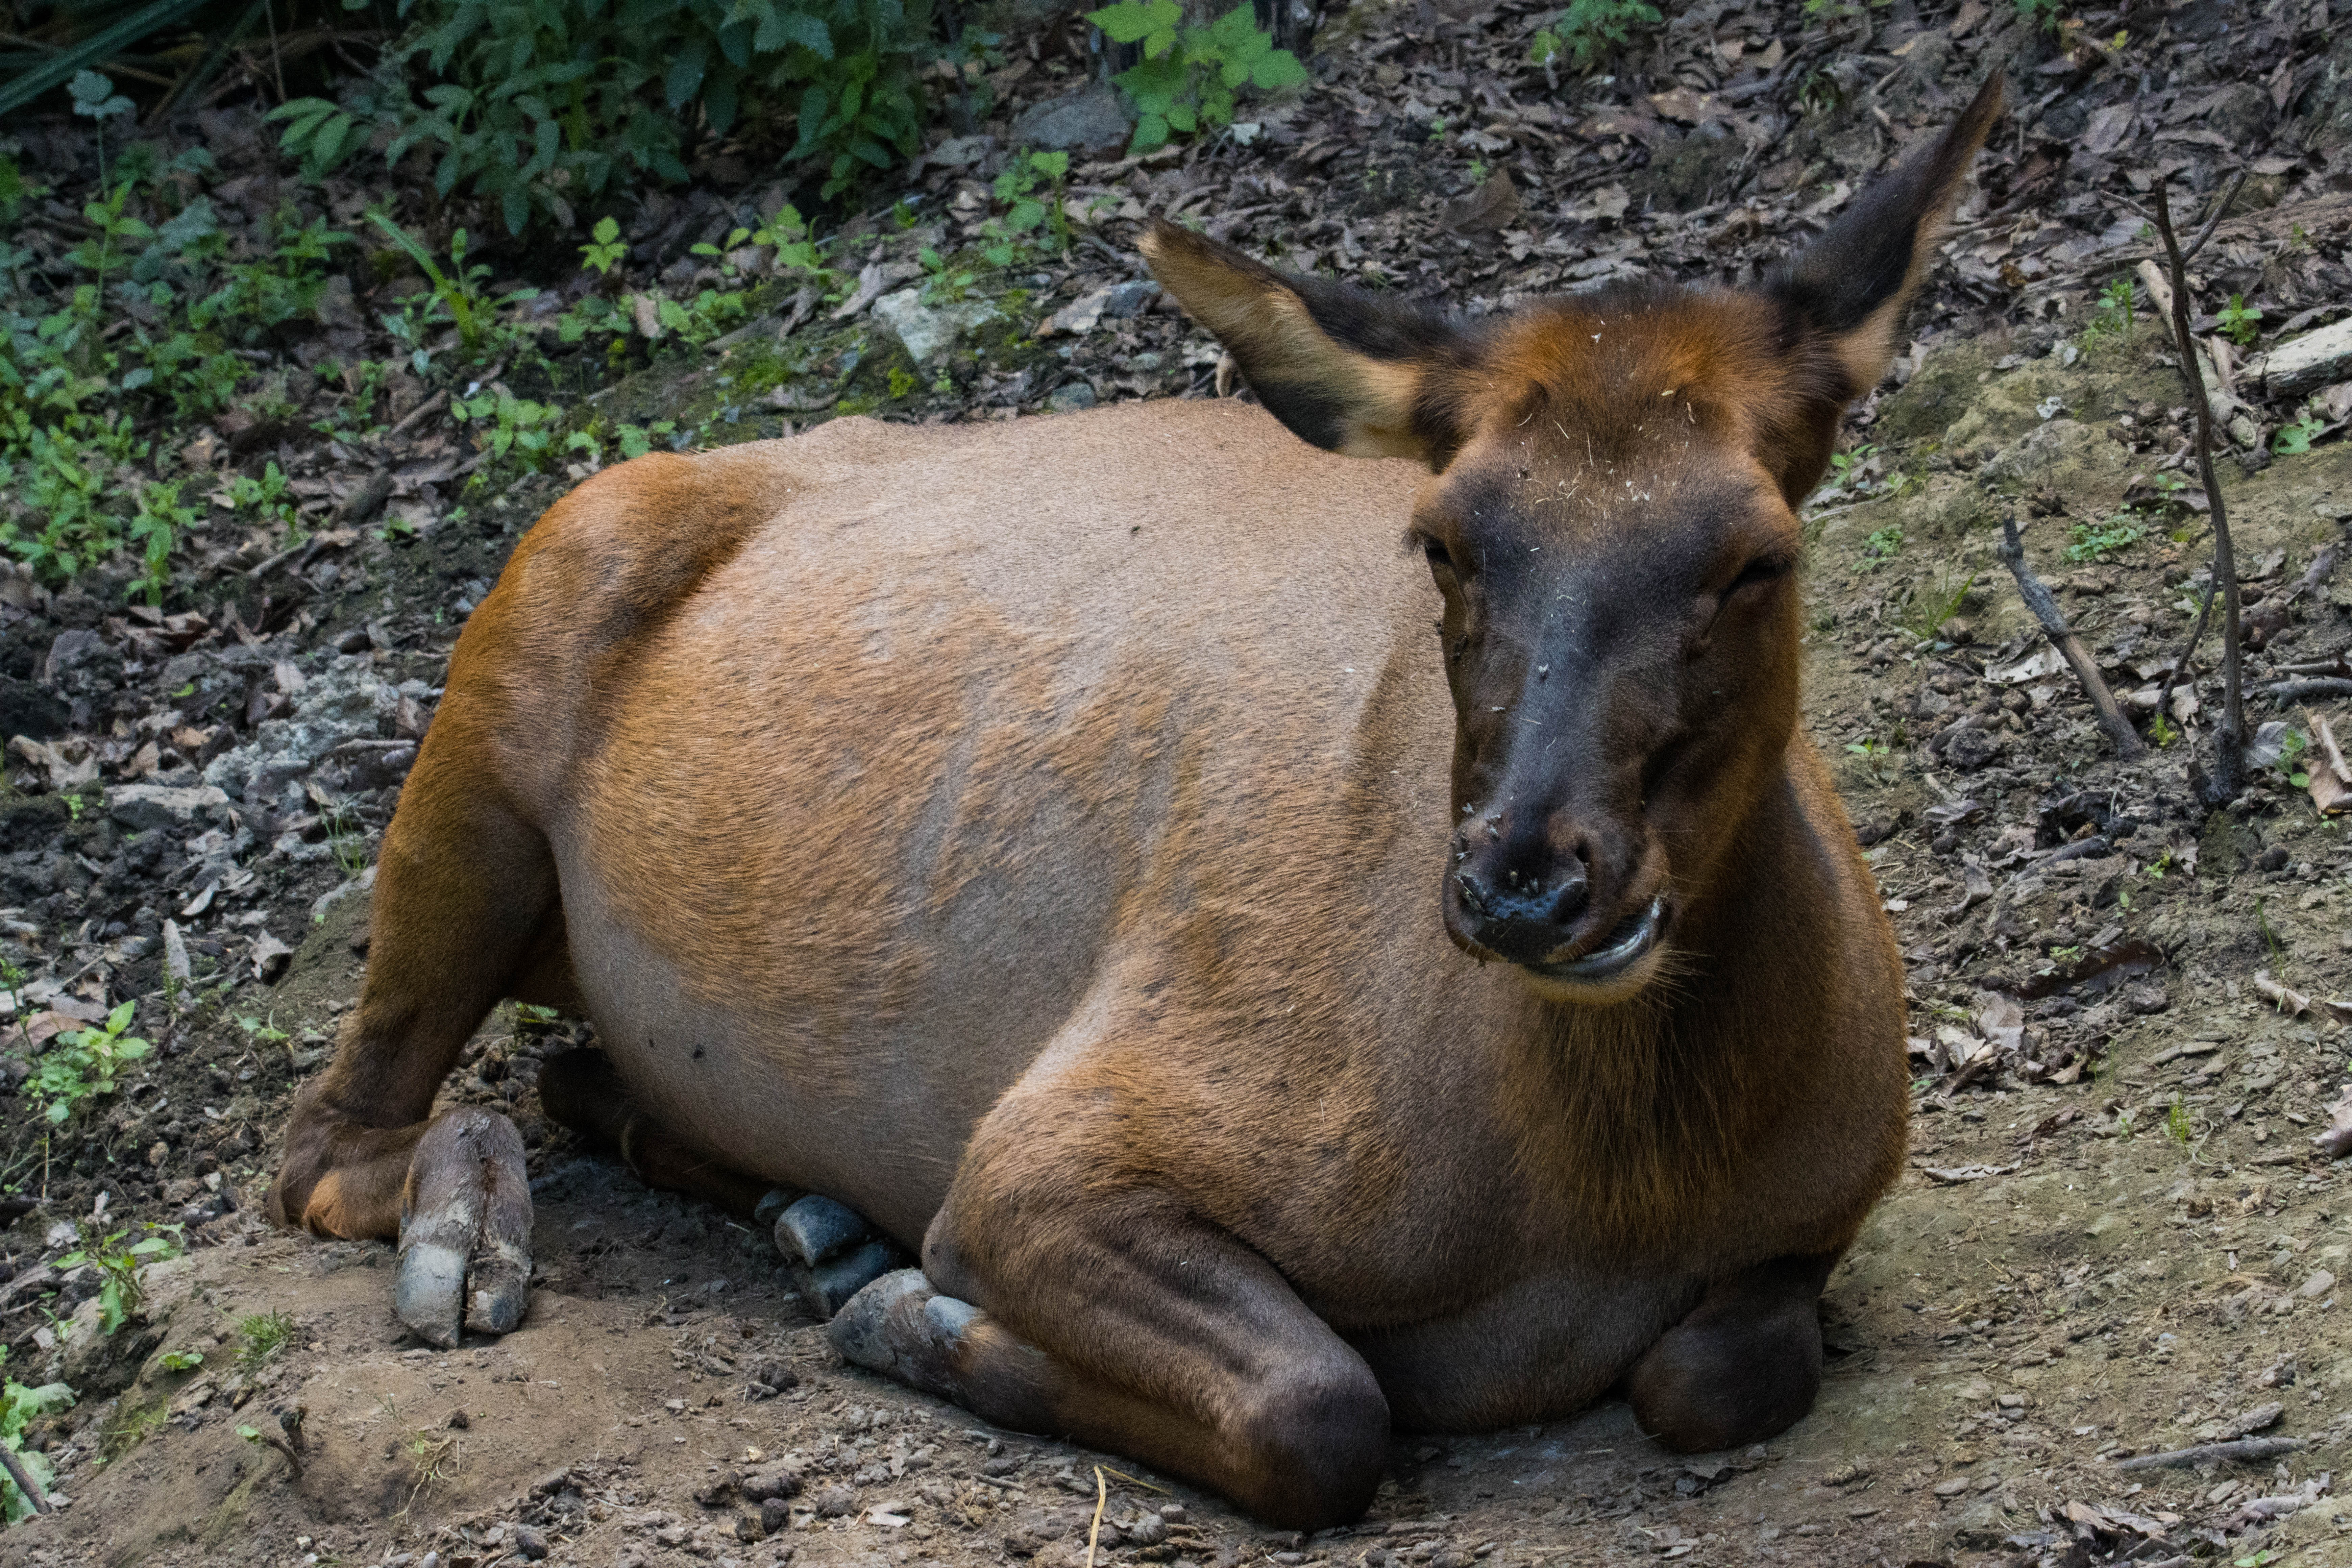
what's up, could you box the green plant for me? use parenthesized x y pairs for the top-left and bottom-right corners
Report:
(236, 1309), (296, 1373)
(365, 214), (530, 363)
(0, 1351), (72, 1524)
(2148, 714), (2179, 750)
(452, 390), (563, 466)
(1900, 571), (1975, 644)
(1087, 1), (1307, 153)
(1859, 525), (1904, 567)
(322, 802), (374, 878)
(2084, 277), (2134, 342)
(57, 1222), (184, 1336)
(1528, 0), (1662, 70)
(31, 1002), (150, 1123)
(157, 1348), (204, 1373)
(2064, 514), (2145, 562)
(2166, 1100), (2192, 1146)
(2216, 294), (2264, 347)
(1828, 442), (1881, 490)
(2274, 408), (2327, 456)
(68, 71), (134, 188)
(614, 420), (678, 461)
(272, 0), (936, 232)
(978, 149), (1073, 266)
(579, 216), (628, 277)
(2014, 0), (2064, 32)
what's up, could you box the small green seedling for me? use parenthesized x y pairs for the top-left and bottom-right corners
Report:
(157, 1348), (204, 1373)
(579, 216), (628, 277)
(2215, 294), (2264, 347)
(35, 1002), (150, 1123)
(57, 1222), (184, 1336)
(237, 1309), (297, 1372)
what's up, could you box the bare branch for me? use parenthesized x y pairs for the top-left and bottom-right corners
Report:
(2154, 179), (2246, 804)
(1994, 514), (2145, 757)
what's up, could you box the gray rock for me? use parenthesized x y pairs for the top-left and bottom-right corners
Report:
(106, 783), (230, 834)
(1010, 85), (1133, 155)
(1046, 382), (1099, 414)
(1044, 280), (1162, 336)
(872, 290), (1002, 366)
(512, 1523), (550, 1561)
(1949, 1496), (2011, 1549)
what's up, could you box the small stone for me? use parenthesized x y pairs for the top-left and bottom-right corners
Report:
(871, 290), (1000, 367)
(814, 1483), (857, 1517)
(106, 782), (231, 833)
(761, 1496), (794, 1536)
(513, 1523), (550, 1561)
(1046, 382), (1098, 415)
(446, 1407), (468, 1429)
(1008, 85), (1133, 154)
(2303, 1269), (2337, 1299)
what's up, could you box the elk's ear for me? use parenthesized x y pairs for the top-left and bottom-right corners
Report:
(1765, 75), (2004, 398)
(1142, 220), (1475, 467)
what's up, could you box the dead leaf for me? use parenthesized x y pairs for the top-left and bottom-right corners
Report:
(251, 932), (294, 985)
(1443, 169), (1521, 234)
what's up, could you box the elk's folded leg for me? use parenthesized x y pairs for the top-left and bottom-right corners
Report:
(265, 676), (566, 1349)
(1625, 1253), (1837, 1453)
(831, 1203), (1389, 1530)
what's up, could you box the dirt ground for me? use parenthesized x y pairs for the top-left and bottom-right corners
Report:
(9, 1), (2352, 1565)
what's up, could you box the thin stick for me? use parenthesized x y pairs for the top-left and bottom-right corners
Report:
(2153, 572), (2216, 726)
(1084, 1466), (1107, 1568)
(2155, 180), (2245, 803)
(2310, 709), (2349, 783)
(1994, 514), (2144, 757)
(0, 1443), (49, 1513)
(2111, 1436), (2302, 1472)
(2183, 170), (2250, 267)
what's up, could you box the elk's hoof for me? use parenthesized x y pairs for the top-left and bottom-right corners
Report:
(829, 1268), (974, 1400)
(395, 1107), (533, 1348)
(774, 1194), (911, 1317)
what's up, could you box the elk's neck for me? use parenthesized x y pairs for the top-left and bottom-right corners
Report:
(1489, 766), (1807, 1249)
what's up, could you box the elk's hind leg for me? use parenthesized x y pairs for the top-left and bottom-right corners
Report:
(265, 724), (564, 1348)
(537, 1051), (911, 1313)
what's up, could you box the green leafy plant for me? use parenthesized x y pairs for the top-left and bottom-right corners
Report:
(614, 420), (678, 461)
(578, 216), (629, 277)
(2215, 293), (2264, 347)
(451, 390), (562, 466)
(1528, 0), (1662, 70)
(2082, 276), (2134, 343)
(1859, 525), (1904, 567)
(2064, 514), (2145, 562)
(0, 1351), (73, 1523)
(2274, 408), (2327, 457)
(1087, 1), (1307, 153)
(271, 0), (936, 233)
(157, 1348), (204, 1373)
(2166, 1100), (2192, 1146)
(32, 1002), (150, 1124)
(365, 214), (529, 363)
(2014, 0), (2064, 32)
(1900, 571), (1976, 644)
(980, 149), (1072, 266)
(57, 1222), (184, 1336)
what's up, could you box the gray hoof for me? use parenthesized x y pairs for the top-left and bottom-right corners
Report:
(773, 1194), (911, 1318)
(774, 1193), (872, 1268)
(829, 1268), (969, 1399)
(394, 1107), (532, 1348)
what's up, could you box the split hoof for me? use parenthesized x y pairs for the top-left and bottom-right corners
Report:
(774, 1194), (911, 1318)
(829, 1268), (974, 1400)
(395, 1107), (532, 1348)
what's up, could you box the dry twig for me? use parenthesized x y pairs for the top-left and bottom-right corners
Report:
(1993, 513), (2144, 757)
(2154, 180), (2247, 803)
(0, 1444), (51, 1514)
(2111, 1436), (2303, 1472)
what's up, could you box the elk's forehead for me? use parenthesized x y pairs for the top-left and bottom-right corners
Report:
(1437, 422), (1789, 560)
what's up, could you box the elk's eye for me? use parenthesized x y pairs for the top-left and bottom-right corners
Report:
(1726, 554), (1792, 594)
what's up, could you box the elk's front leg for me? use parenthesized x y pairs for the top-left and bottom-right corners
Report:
(831, 1199), (1389, 1529)
(1625, 1253), (1836, 1452)
(266, 692), (567, 1348)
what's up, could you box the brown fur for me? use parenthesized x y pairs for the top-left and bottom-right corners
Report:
(268, 81), (2002, 1528)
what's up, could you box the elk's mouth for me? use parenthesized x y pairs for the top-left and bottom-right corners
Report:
(1527, 897), (1666, 982)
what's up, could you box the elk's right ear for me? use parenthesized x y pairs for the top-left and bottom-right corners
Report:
(1142, 220), (1476, 467)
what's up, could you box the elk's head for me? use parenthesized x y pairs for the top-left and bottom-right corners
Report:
(1146, 80), (2000, 1005)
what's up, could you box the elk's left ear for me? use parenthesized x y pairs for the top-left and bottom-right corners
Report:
(1765, 75), (2004, 398)
(1142, 220), (1477, 468)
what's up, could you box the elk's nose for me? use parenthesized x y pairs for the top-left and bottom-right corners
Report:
(1456, 857), (1589, 964)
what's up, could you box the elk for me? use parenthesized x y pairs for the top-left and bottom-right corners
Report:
(268, 80), (2000, 1528)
